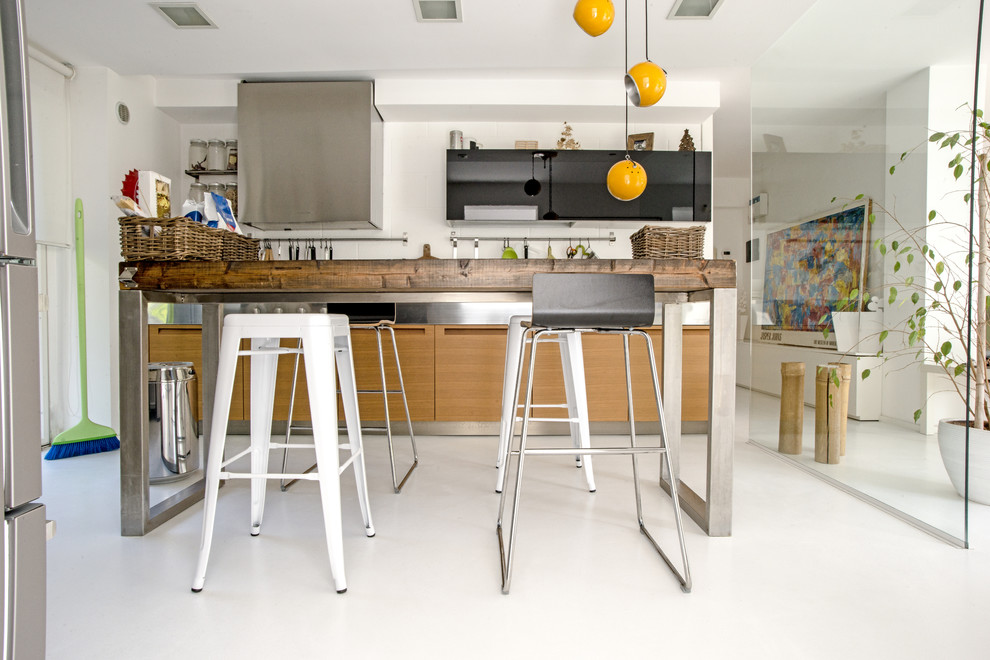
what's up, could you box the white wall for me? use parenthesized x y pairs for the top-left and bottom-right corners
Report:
(61, 68), (179, 432)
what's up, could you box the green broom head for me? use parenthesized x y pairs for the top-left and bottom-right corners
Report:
(44, 417), (120, 460)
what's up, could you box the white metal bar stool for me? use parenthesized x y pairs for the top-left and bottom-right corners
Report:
(494, 315), (595, 494)
(192, 313), (374, 594)
(279, 315), (418, 493)
(497, 273), (691, 594)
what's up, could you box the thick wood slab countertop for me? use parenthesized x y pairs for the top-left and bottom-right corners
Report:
(119, 258), (736, 293)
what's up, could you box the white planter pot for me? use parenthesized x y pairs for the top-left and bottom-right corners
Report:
(831, 311), (882, 354)
(937, 419), (990, 505)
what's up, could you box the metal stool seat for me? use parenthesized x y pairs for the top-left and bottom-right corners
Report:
(280, 312), (418, 494)
(192, 313), (374, 594)
(496, 273), (691, 594)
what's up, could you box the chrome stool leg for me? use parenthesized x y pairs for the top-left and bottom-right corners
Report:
(377, 323), (418, 492)
(279, 338), (313, 491)
(281, 321), (419, 493)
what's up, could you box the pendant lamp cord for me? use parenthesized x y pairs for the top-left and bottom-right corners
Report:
(645, 0), (649, 62)
(624, 0), (630, 158)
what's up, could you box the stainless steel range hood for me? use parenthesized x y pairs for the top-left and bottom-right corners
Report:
(238, 81), (383, 230)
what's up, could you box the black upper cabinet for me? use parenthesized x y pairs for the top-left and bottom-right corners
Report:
(446, 149), (711, 225)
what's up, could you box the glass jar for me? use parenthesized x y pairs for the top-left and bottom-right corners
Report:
(223, 181), (238, 217)
(207, 182), (226, 198)
(206, 139), (226, 171)
(225, 139), (237, 172)
(189, 139), (207, 171)
(188, 181), (207, 203)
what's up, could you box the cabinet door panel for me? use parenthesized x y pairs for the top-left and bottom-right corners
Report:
(629, 327), (710, 422)
(249, 325), (435, 423)
(148, 324), (247, 421)
(435, 326), (506, 421)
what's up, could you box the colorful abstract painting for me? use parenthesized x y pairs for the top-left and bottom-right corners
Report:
(762, 201), (869, 331)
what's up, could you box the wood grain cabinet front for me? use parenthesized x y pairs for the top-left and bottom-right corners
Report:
(148, 324), (247, 421)
(147, 323), (709, 425)
(432, 325), (711, 423)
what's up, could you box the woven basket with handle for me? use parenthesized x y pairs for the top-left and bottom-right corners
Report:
(630, 225), (706, 259)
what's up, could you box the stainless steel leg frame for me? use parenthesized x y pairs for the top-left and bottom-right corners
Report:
(280, 322), (418, 493)
(119, 291), (220, 536)
(496, 326), (691, 594)
(659, 291), (736, 537)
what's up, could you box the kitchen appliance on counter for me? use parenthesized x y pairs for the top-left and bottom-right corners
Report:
(0, 0), (46, 656)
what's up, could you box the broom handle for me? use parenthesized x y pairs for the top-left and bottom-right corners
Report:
(74, 198), (89, 417)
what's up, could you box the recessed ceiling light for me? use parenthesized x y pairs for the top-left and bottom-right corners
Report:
(151, 3), (217, 29)
(667, 0), (725, 20)
(413, 0), (462, 22)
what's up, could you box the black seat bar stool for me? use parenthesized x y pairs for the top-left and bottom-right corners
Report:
(496, 273), (691, 594)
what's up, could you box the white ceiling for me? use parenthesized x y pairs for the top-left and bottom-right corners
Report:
(25, 0), (817, 82)
(22, 0), (985, 170)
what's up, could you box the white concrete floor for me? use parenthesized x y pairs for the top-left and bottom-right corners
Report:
(42, 392), (990, 659)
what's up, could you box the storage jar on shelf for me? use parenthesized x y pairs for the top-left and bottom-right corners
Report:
(206, 139), (226, 171)
(223, 181), (238, 216)
(225, 139), (237, 171)
(189, 139), (208, 171)
(188, 181), (207, 203)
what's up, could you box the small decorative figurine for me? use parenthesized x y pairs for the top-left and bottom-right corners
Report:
(678, 129), (696, 152)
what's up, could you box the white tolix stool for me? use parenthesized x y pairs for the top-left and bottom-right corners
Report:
(494, 315), (595, 494)
(191, 313), (374, 594)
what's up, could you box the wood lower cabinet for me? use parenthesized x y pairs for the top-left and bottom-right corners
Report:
(148, 323), (708, 424)
(148, 324), (246, 421)
(433, 325), (710, 423)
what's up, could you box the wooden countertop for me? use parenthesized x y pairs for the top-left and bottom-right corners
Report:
(118, 258), (736, 293)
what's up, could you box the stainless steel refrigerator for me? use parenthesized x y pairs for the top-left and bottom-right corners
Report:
(0, 0), (46, 657)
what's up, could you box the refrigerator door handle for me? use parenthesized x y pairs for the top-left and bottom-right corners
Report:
(0, 0), (35, 257)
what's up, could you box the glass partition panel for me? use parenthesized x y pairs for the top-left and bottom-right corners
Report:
(748, 0), (984, 545)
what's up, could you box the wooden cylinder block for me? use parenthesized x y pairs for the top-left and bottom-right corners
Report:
(778, 362), (805, 454)
(814, 365), (841, 464)
(829, 362), (852, 456)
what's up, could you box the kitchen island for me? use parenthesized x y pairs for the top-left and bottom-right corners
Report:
(118, 258), (736, 537)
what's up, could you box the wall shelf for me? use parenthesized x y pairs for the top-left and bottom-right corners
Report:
(185, 169), (237, 179)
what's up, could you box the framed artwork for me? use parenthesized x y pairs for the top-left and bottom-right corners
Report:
(627, 132), (654, 151)
(761, 200), (871, 333)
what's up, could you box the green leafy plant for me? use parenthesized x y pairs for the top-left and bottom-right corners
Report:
(827, 109), (989, 428)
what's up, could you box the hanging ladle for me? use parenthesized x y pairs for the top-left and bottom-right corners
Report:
(542, 151), (559, 220)
(524, 152), (542, 196)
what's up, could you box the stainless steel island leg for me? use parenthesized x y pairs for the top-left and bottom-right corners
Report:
(119, 292), (219, 535)
(658, 289), (736, 537)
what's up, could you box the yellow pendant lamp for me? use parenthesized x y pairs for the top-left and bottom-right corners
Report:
(573, 0), (615, 37)
(625, 61), (667, 107)
(607, 0), (647, 202)
(607, 156), (647, 201)
(625, 1), (666, 107)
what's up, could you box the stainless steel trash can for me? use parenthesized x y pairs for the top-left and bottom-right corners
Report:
(148, 361), (199, 484)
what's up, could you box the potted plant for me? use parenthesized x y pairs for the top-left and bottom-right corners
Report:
(828, 110), (989, 504)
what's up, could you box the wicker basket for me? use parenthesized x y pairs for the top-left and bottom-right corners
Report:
(630, 225), (706, 259)
(221, 232), (261, 261)
(119, 216), (258, 261)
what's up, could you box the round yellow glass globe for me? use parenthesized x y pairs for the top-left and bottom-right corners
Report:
(625, 61), (667, 107)
(607, 159), (647, 201)
(573, 0), (615, 37)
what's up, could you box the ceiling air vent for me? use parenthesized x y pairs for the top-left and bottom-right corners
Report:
(151, 3), (217, 29)
(667, 0), (725, 20)
(413, 0), (462, 22)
